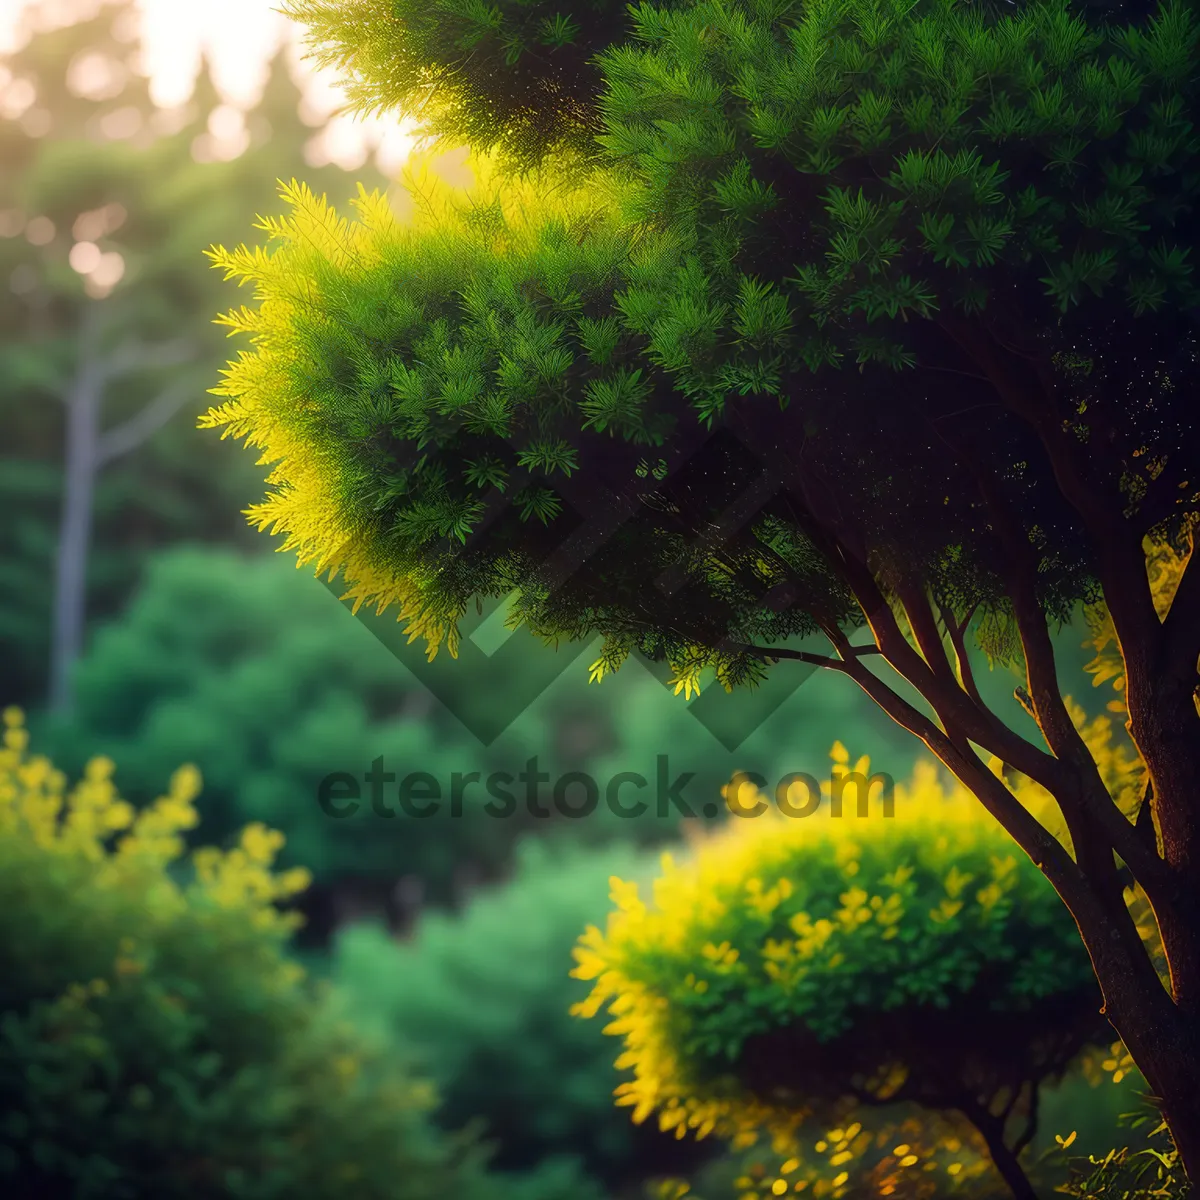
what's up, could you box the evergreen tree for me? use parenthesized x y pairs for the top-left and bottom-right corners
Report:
(0, 1), (369, 712)
(204, 0), (1200, 1174)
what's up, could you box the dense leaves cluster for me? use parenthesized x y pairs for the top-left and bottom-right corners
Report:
(206, 0), (1200, 695)
(569, 742), (1110, 1159)
(0, 709), (499, 1199)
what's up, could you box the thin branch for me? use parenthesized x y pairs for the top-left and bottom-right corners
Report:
(1011, 1080), (1041, 1162)
(997, 1081), (1021, 1123)
(936, 596), (985, 707)
(99, 335), (199, 386)
(729, 642), (881, 669)
(96, 377), (202, 467)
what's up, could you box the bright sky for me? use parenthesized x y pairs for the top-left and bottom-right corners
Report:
(0, 0), (424, 173)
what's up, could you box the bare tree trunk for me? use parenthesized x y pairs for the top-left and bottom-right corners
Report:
(49, 322), (103, 718)
(47, 304), (200, 717)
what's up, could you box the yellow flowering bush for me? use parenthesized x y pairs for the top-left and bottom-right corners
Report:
(0, 707), (521, 1200)
(570, 742), (1114, 1196)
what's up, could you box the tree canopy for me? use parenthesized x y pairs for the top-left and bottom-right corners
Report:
(206, 0), (1200, 1175)
(208, 0), (1199, 690)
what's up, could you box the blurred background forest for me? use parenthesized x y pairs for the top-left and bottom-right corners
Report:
(0, 1), (1169, 1197)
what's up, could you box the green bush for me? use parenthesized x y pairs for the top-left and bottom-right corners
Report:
(0, 707), (594, 1200)
(40, 544), (926, 927)
(36, 545), (682, 906)
(329, 837), (714, 1192)
(571, 747), (1112, 1196)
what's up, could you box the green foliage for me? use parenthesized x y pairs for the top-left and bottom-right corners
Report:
(328, 838), (711, 1191)
(278, 0), (1179, 188)
(206, 0), (1200, 698)
(0, 707), (553, 1200)
(1059, 1112), (1192, 1199)
(40, 539), (947, 936)
(35, 544), (699, 909)
(279, 0), (638, 186)
(570, 748), (1107, 1163)
(0, 4), (369, 709)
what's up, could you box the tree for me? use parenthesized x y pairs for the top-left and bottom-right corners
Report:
(2, 6), (206, 717)
(202, 0), (1200, 1174)
(569, 742), (1122, 1199)
(0, 2), (363, 714)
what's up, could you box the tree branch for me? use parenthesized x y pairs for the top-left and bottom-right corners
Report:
(830, 648), (1084, 897)
(894, 577), (959, 686)
(771, 466), (1082, 795)
(938, 314), (1164, 673)
(1160, 523), (1200, 683)
(1134, 775), (1156, 842)
(99, 335), (199, 386)
(1010, 1080), (1040, 1162)
(728, 642), (881, 669)
(96, 376), (202, 467)
(927, 408), (1171, 896)
(938, 315), (1113, 535)
(936, 596), (985, 707)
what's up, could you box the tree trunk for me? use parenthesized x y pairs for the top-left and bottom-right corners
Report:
(1103, 966), (1200, 1179)
(47, 307), (198, 717)
(955, 1096), (1039, 1200)
(49, 352), (103, 717)
(1111, 559), (1200, 1176)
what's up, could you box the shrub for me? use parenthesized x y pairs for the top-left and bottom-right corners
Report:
(0, 706), (576, 1200)
(571, 744), (1115, 1197)
(36, 545), (688, 914)
(329, 837), (714, 1192)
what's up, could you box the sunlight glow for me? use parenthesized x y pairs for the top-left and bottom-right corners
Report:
(0, 0), (425, 176)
